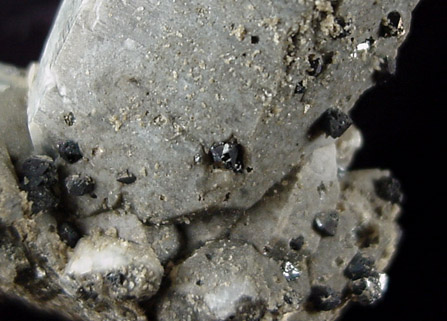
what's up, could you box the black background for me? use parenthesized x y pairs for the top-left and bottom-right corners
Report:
(0, 0), (446, 320)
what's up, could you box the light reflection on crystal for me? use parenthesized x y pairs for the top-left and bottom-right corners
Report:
(283, 261), (301, 281)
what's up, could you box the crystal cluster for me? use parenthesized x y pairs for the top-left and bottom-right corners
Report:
(0, 0), (417, 320)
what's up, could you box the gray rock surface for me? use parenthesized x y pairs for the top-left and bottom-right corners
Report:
(28, 0), (416, 223)
(0, 63), (33, 162)
(157, 239), (292, 321)
(1, 0), (418, 320)
(0, 142), (25, 225)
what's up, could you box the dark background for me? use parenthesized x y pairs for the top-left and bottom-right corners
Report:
(0, 0), (445, 320)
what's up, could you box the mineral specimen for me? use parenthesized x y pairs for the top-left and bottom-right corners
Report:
(57, 140), (83, 164)
(57, 221), (82, 248)
(64, 175), (95, 196)
(0, 0), (418, 320)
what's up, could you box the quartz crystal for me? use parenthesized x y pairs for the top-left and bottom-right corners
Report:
(0, 0), (417, 320)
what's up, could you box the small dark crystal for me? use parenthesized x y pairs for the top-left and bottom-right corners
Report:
(58, 140), (83, 163)
(21, 155), (59, 214)
(308, 285), (341, 311)
(344, 253), (375, 280)
(379, 11), (403, 38)
(374, 176), (403, 204)
(21, 155), (58, 189)
(106, 272), (125, 287)
(307, 55), (323, 76)
(209, 140), (244, 173)
(27, 186), (59, 213)
(116, 170), (137, 184)
(64, 112), (76, 126)
(313, 211), (339, 236)
(294, 81), (306, 94)
(65, 175), (95, 196)
(333, 16), (350, 39)
(311, 108), (353, 139)
(57, 222), (81, 248)
(284, 295), (293, 305)
(350, 277), (368, 295)
(250, 35), (259, 44)
(289, 236), (304, 251)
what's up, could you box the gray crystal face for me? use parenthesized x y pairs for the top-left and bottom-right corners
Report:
(0, 63), (33, 162)
(1, 0), (418, 320)
(28, 0), (415, 224)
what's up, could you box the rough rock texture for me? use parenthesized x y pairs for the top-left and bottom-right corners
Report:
(157, 240), (292, 321)
(29, 0), (416, 224)
(1, 0), (418, 320)
(64, 234), (164, 301)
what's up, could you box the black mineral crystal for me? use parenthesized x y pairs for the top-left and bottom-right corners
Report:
(313, 211), (339, 236)
(374, 176), (403, 204)
(27, 186), (59, 213)
(289, 236), (305, 251)
(209, 140), (244, 173)
(309, 285), (341, 311)
(21, 155), (58, 189)
(57, 222), (82, 248)
(58, 140), (83, 163)
(311, 108), (353, 139)
(65, 175), (95, 196)
(116, 170), (137, 184)
(344, 253), (376, 280)
(21, 155), (59, 213)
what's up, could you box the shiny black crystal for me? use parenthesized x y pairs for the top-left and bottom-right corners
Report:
(65, 175), (95, 196)
(209, 140), (244, 173)
(58, 140), (83, 163)
(313, 108), (353, 138)
(313, 211), (339, 236)
(21, 155), (58, 189)
(344, 253), (375, 280)
(116, 170), (137, 184)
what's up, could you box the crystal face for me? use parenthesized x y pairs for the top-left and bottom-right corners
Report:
(0, 0), (419, 320)
(57, 140), (83, 164)
(313, 211), (340, 237)
(282, 261), (301, 281)
(209, 140), (244, 173)
(65, 175), (95, 196)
